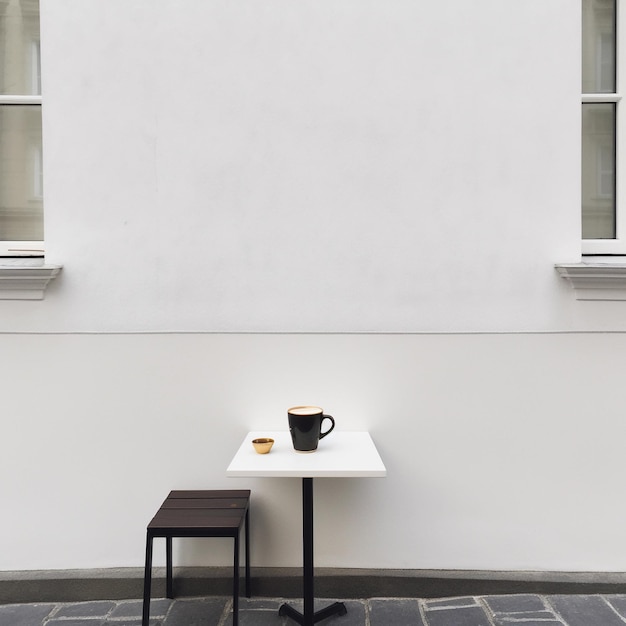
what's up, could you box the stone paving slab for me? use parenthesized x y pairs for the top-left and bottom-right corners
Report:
(423, 603), (492, 626)
(483, 593), (566, 625)
(369, 598), (424, 626)
(160, 597), (228, 625)
(483, 593), (549, 613)
(547, 595), (625, 626)
(110, 598), (172, 618)
(53, 600), (117, 618)
(0, 603), (55, 626)
(1, 593), (626, 625)
(606, 594), (626, 619)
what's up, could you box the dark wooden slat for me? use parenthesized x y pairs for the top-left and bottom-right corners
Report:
(162, 498), (247, 510)
(152, 507), (247, 520)
(149, 509), (246, 529)
(149, 515), (244, 530)
(168, 490), (250, 499)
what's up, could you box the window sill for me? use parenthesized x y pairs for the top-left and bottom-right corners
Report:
(0, 258), (62, 300)
(555, 262), (626, 300)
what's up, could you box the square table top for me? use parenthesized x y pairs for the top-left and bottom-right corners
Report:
(226, 431), (387, 478)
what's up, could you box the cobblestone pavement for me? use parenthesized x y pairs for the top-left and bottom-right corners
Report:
(3, 594), (626, 625)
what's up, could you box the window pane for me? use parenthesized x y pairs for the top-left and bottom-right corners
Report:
(0, 105), (43, 241)
(0, 0), (41, 96)
(582, 0), (616, 93)
(582, 102), (616, 239)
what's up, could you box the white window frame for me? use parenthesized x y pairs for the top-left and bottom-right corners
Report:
(0, 1), (44, 257)
(0, 94), (44, 256)
(583, 1), (626, 255)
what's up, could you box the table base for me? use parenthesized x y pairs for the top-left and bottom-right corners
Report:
(279, 601), (347, 625)
(278, 477), (349, 626)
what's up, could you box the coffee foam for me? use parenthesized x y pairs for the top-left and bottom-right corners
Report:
(288, 406), (322, 416)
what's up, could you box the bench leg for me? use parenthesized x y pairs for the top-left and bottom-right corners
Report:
(245, 508), (251, 598)
(166, 536), (173, 599)
(233, 533), (240, 626)
(142, 533), (153, 626)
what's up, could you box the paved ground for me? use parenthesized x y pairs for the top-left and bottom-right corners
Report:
(3, 594), (626, 625)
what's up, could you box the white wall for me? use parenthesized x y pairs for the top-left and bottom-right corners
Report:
(4, 0), (624, 573)
(3, 332), (626, 571)
(31, 0), (586, 334)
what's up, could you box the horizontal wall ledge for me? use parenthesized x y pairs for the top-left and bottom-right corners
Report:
(555, 262), (626, 300)
(0, 258), (62, 300)
(3, 568), (626, 604)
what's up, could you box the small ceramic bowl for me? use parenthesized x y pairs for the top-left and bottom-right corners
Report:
(252, 437), (274, 454)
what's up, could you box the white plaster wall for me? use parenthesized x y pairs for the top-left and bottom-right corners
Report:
(23, 0), (587, 333)
(2, 332), (626, 571)
(4, 0), (625, 573)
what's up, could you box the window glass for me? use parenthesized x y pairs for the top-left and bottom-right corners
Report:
(0, 0), (41, 96)
(582, 102), (616, 239)
(582, 0), (616, 93)
(0, 105), (43, 241)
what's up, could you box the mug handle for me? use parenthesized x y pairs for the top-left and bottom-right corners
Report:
(319, 414), (335, 439)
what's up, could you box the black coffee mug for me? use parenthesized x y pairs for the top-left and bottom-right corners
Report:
(288, 406), (335, 452)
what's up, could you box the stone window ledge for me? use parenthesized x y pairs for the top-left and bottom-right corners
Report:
(556, 262), (626, 300)
(0, 258), (62, 300)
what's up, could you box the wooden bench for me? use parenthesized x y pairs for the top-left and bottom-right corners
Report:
(142, 490), (251, 626)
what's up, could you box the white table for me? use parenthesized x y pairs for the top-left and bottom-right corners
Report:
(227, 431), (386, 626)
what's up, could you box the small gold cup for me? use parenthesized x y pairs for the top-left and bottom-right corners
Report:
(252, 437), (274, 454)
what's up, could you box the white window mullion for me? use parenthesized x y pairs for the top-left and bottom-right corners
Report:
(0, 95), (41, 105)
(582, 93), (621, 102)
(615, 0), (626, 251)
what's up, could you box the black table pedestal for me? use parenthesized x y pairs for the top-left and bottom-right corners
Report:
(279, 478), (347, 625)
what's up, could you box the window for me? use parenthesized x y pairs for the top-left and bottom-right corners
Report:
(553, 2), (626, 296)
(0, 0), (43, 257)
